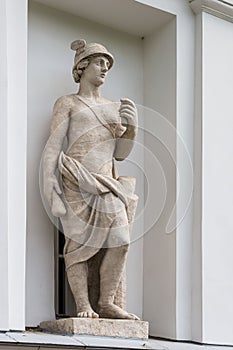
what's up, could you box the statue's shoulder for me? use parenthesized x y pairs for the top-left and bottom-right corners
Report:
(53, 94), (78, 112)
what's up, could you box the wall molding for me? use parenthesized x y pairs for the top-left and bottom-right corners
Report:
(190, 0), (233, 22)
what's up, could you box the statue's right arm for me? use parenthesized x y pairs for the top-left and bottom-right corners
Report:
(43, 96), (71, 207)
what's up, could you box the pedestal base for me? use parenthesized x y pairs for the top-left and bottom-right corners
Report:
(40, 318), (149, 339)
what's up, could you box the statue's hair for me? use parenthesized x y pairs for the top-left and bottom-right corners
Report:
(72, 58), (90, 83)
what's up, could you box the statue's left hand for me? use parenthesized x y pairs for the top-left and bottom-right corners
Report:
(119, 98), (138, 127)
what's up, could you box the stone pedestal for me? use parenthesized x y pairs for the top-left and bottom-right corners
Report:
(40, 318), (149, 339)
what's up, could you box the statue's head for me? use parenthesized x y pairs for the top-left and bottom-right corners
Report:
(71, 39), (114, 83)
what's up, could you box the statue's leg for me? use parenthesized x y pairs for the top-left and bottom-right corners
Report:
(66, 262), (99, 318)
(98, 244), (139, 320)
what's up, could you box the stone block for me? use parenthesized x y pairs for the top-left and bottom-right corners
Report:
(40, 318), (149, 340)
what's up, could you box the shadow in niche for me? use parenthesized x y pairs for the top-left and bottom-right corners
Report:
(54, 222), (76, 318)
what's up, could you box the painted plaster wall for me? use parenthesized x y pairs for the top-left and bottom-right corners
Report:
(0, 0), (10, 331)
(0, 0), (27, 331)
(138, 0), (195, 340)
(143, 19), (177, 339)
(202, 12), (233, 344)
(27, 0), (144, 326)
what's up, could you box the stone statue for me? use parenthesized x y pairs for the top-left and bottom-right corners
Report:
(43, 39), (139, 320)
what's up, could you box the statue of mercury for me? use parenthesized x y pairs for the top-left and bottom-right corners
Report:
(42, 39), (139, 320)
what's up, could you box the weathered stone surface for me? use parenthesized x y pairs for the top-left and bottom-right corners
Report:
(42, 39), (140, 321)
(40, 318), (149, 339)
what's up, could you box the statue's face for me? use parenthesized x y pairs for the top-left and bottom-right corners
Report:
(82, 55), (110, 86)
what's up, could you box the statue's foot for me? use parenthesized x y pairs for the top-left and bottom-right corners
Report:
(77, 309), (99, 318)
(98, 303), (140, 320)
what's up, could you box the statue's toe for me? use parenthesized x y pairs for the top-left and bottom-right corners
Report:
(87, 311), (99, 318)
(128, 313), (140, 320)
(77, 310), (99, 318)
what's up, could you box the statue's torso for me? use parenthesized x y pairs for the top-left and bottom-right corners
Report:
(66, 95), (120, 176)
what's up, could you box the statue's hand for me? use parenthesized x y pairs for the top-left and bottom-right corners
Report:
(119, 98), (138, 127)
(114, 98), (137, 160)
(44, 175), (62, 207)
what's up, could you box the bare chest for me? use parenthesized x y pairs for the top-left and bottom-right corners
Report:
(69, 102), (120, 140)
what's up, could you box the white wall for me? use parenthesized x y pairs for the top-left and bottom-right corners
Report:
(27, 0), (144, 326)
(202, 12), (233, 344)
(0, 0), (27, 331)
(192, 12), (203, 343)
(143, 18), (177, 339)
(140, 0), (195, 340)
(0, 0), (10, 330)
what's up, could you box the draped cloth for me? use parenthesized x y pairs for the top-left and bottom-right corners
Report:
(58, 151), (138, 270)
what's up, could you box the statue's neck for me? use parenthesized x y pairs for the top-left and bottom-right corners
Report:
(77, 81), (102, 103)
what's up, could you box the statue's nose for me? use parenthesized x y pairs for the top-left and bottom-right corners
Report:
(102, 63), (108, 72)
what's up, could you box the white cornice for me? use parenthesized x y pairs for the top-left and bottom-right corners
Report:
(190, 0), (233, 22)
